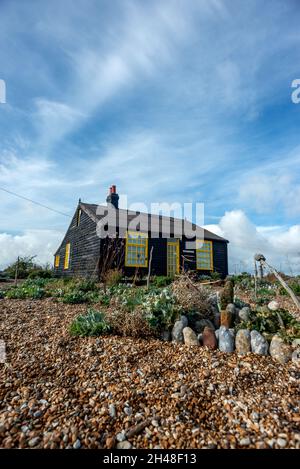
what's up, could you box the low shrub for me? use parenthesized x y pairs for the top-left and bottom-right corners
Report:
(210, 271), (221, 281)
(279, 281), (300, 297)
(5, 284), (46, 299)
(256, 287), (276, 297)
(61, 289), (88, 304)
(70, 309), (111, 336)
(234, 297), (250, 309)
(75, 279), (97, 292)
(0, 290), (4, 299)
(152, 276), (173, 288)
(255, 296), (272, 306)
(28, 269), (53, 279)
(105, 306), (152, 338)
(104, 269), (123, 287)
(236, 306), (300, 343)
(143, 288), (181, 331)
(106, 285), (182, 336)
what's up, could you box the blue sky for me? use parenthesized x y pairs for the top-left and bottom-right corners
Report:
(0, 0), (300, 272)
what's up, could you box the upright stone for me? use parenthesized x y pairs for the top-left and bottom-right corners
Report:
(218, 325), (234, 352)
(270, 335), (292, 364)
(182, 327), (199, 346)
(239, 307), (251, 323)
(250, 330), (269, 356)
(235, 329), (251, 355)
(172, 320), (185, 343)
(202, 327), (217, 350)
(220, 310), (232, 328)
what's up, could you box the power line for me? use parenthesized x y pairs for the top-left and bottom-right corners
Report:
(0, 186), (72, 218)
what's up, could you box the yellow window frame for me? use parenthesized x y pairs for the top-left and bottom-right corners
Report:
(196, 240), (213, 271)
(54, 254), (60, 268)
(167, 239), (180, 276)
(64, 242), (71, 270)
(76, 208), (82, 226)
(125, 231), (148, 268)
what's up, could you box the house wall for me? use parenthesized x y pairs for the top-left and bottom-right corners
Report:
(54, 207), (100, 278)
(179, 237), (228, 278)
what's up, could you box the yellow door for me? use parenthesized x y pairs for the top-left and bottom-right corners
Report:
(167, 240), (179, 276)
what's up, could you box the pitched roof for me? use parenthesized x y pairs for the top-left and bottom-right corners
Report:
(80, 203), (228, 243)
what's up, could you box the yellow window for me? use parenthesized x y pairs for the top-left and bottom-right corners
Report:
(76, 208), (82, 226)
(167, 240), (180, 276)
(54, 254), (60, 268)
(64, 243), (71, 270)
(125, 231), (148, 267)
(196, 240), (213, 270)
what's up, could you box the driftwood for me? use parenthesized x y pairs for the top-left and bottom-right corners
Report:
(181, 255), (223, 289)
(255, 253), (300, 319)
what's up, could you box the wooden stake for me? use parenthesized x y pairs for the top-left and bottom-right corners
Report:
(14, 256), (19, 286)
(254, 259), (258, 299)
(147, 246), (154, 290)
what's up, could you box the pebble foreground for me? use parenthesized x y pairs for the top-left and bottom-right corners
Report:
(1, 299), (299, 449)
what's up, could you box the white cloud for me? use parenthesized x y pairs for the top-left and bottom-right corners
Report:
(205, 210), (300, 274)
(239, 173), (300, 216)
(0, 229), (63, 270)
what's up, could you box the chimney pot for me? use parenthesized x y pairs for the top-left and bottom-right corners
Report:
(106, 184), (119, 209)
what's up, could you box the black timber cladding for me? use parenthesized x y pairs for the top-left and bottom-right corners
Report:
(54, 203), (229, 278)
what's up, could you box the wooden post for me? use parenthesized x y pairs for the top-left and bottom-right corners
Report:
(147, 247), (153, 290)
(254, 259), (258, 299)
(259, 262), (264, 279)
(14, 256), (19, 286)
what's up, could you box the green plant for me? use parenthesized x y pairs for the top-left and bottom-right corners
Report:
(0, 290), (4, 299)
(61, 289), (87, 304)
(236, 306), (300, 343)
(70, 309), (111, 336)
(5, 284), (46, 299)
(4, 256), (51, 279)
(75, 279), (97, 292)
(256, 287), (276, 297)
(28, 269), (53, 279)
(279, 281), (300, 297)
(152, 276), (173, 288)
(210, 271), (221, 280)
(143, 287), (181, 331)
(234, 297), (250, 309)
(255, 296), (271, 306)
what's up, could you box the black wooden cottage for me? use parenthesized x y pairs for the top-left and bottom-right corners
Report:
(53, 186), (229, 279)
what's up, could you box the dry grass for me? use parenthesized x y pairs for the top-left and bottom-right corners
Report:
(171, 275), (213, 318)
(104, 305), (153, 338)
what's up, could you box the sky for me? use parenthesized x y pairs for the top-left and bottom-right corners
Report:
(0, 0), (300, 273)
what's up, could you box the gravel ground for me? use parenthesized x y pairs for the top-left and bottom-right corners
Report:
(0, 298), (299, 449)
